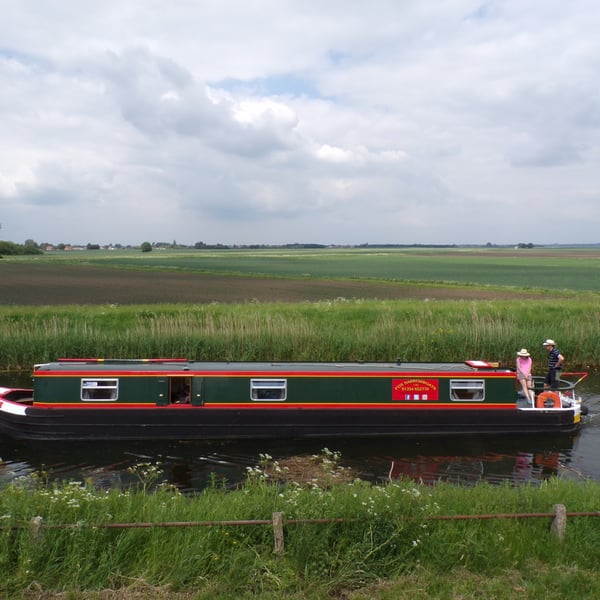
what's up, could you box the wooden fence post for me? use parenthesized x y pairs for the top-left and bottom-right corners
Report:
(550, 504), (566, 541)
(30, 516), (44, 542)
(272, 512), (284, 556)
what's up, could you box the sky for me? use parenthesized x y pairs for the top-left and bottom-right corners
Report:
(1, 1), (599, 247)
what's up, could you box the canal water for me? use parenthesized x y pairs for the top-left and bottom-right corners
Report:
(1, 372), (600, 490)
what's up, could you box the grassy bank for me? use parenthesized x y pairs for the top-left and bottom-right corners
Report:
(2, 457), (600, 598)
(1, 299), (599, 371)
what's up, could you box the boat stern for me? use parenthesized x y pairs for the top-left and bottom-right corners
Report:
(0, 387), (33, 416)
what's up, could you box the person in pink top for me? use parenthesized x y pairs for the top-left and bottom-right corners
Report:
(516, 348), (534, 404)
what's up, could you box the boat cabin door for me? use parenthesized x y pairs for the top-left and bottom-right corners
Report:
(169, 377), (193, 405)
(156, 377), (203, 405)
(191, 378), (204, 405)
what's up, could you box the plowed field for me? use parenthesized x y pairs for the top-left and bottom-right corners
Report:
(1, 263), (540, 305)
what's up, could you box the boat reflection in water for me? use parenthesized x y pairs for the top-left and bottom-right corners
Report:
(345, 433), (580, 486)
(0, 431), (581, 492)
(387, 448), (565, 485)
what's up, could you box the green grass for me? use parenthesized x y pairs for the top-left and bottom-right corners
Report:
(3, 457), (600, 598)
(1, 298), (599, 371)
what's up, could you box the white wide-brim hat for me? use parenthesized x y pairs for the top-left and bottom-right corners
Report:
(543, 339), (556, 346)
(517, 349), (530, 356)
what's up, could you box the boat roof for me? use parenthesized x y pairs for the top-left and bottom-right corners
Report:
(33, 358), (507, 374)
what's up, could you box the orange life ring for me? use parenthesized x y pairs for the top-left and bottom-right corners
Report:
(536, 391), (561, 409)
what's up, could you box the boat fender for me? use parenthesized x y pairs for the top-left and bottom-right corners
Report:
(536, 391), (561, 409)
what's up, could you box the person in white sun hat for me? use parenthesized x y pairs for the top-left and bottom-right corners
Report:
(516, 349), (534, 404)
(542, 339), (564, 390)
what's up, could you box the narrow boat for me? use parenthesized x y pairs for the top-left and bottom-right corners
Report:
(0, 358), (588, 441)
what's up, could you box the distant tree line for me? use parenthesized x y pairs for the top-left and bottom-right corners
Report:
(0, 240), (43, 257)
(0, 238), (545, 258)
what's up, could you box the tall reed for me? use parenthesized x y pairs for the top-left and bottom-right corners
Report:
(1, 299), (599, 371)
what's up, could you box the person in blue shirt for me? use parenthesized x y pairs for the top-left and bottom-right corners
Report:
(543, 339), (564, 390)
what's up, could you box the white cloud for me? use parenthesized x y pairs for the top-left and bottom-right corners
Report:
(316, 145), (357, 164)
(1, 0), (600, 246)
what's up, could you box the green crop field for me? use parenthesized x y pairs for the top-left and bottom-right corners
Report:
(3, 246), (600, 292)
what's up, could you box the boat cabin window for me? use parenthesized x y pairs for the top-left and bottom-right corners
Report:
(250, 379), (287, 401)
(450, 379), (485, 401)
(81, 378), (119, 401)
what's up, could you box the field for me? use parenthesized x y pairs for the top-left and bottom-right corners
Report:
(2, 246), (600, 305)
(2, 247), (600, 370)
(0, 262), (549, 305)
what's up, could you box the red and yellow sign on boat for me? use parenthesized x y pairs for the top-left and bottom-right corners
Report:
(392, 378), (439, 401)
